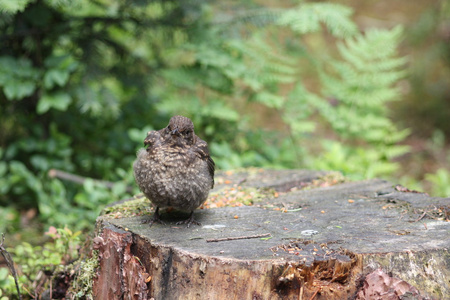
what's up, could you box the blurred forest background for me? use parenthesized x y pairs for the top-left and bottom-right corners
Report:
(0, 0), (449, 298)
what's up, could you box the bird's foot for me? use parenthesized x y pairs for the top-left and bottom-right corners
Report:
(141, 207), (165, 227)
(141, 217), (166, 227)
(176, 211), (201, 228)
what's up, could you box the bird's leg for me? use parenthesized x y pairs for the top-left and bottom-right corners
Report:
(142, 207), (166, 226)
(176, 211), (201, 228)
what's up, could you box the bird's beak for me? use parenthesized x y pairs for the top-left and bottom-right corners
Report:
(171, 128), (179, 136)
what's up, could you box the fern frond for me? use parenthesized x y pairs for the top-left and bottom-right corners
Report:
(345, 26), (404, 60)
(223, 34), (298, 91)
(277, 3), (358, 38)
(314, 25), (408, 144)
(214, 7), (281, 28)
(282, 82), (321, 134)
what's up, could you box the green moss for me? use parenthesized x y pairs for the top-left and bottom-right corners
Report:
(206, 186), (276, 208)
(101, 195), (152, 218)
(66, 250), (100, 300)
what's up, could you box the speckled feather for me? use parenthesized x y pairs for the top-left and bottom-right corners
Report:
(133, 116), (215, 213)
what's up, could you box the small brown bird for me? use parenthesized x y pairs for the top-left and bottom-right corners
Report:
(133, 115), (215, 227)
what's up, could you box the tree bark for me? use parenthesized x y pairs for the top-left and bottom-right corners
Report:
(91, 169), (450, 299)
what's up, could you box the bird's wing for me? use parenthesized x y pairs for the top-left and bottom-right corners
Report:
(144, 130), (163, 151)
(194, 139), (215, 188)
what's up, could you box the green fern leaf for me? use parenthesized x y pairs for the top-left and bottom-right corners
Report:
(277, 3), (358, 38)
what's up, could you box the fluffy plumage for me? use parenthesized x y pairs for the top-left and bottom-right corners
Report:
(133, 115), (215, 227)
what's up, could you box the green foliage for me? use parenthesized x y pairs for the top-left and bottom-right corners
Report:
(396, 1), (450, 137)
(0, 0), (207, 232)
(0, 267), (17, 300)
(0, 2), (445, 299)
(0, 207), (18, 236)
(0, 227), (82, 298)
(425, 169), (450, 197)
(319, 26), (408, 140)
(307, 26), (410, 178)
(156, 2), (409, 178)
(2, 1), (447, 297)
(0, 56), (40, 100)
(0, 0), (33, 13)
(67, 251), (98, 300)
(283, 17), (408, 178)
(0, 0), (417, 242)
(277, 2), (358, 38)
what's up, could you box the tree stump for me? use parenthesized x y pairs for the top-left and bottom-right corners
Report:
(92, 169), (450, 299)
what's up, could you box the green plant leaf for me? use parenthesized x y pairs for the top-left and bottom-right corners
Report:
(253, 92), (285, 109)
(3, 80), (36, 99)
(0, 0), (33, 13)
(0, 56), (39, 100)
(44, 69), (70, 89)
(37, 92), (72, 114)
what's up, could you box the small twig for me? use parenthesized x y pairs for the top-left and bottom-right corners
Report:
(49, 275), (53, 300)
(444, 207), (449, 222)
(0, 234), (23, 300)
(236, 177), (247, 185)
(206, 233), (271, 243)
(21, 285), (34, 298)
(48, 169), (134, 192)
(308, 287), (320, 300)
(308, 275), (337, 300)
(412, 211), (427, 223)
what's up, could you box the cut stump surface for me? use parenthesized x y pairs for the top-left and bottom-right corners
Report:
(93, 169), (450, 300)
